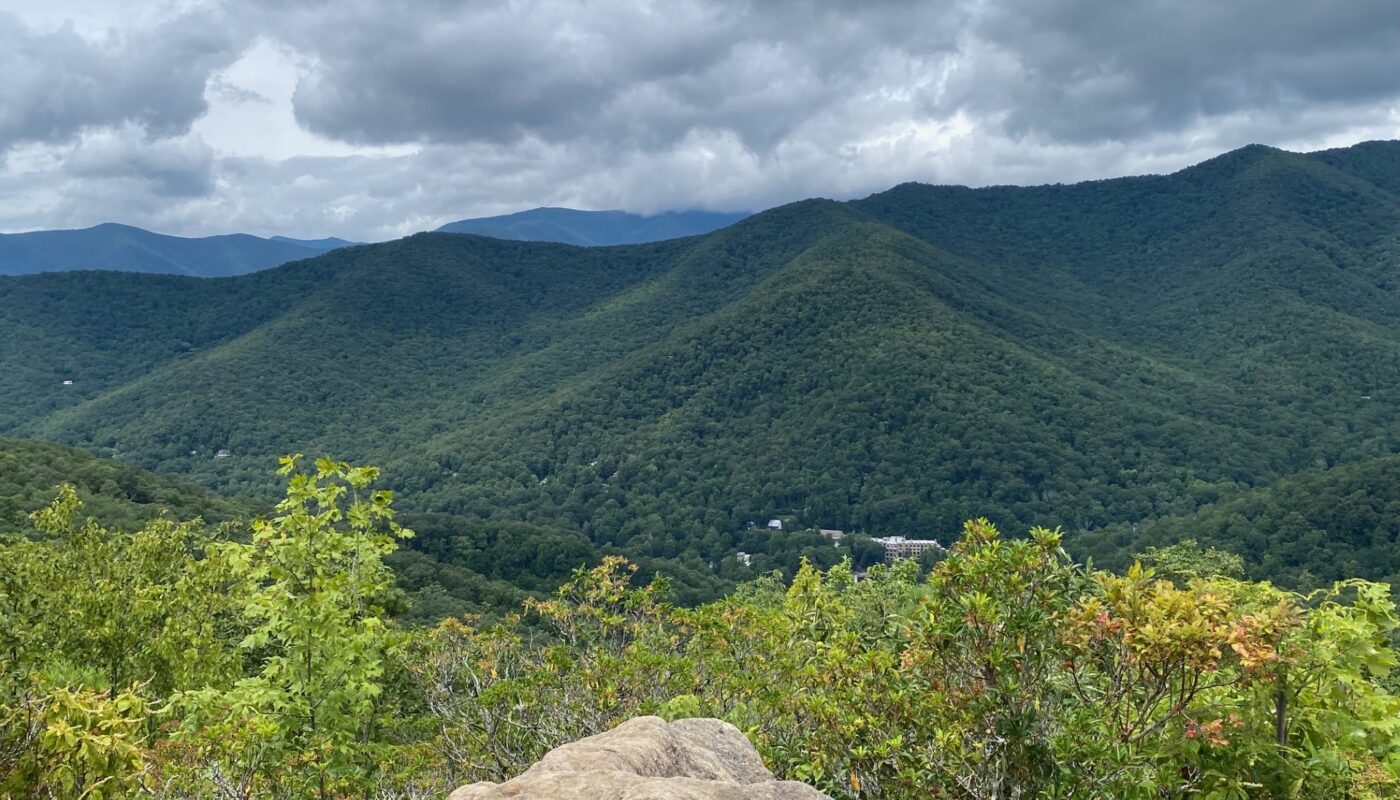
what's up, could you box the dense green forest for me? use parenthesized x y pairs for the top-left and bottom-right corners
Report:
(1073, 455), (1400, 590)
(0, 438), (884, 620)
(0, 438), (253, 531)
(4, 460), (1399, 799)
(5, 141), (1400, 601)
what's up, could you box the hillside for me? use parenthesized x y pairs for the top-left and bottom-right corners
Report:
(436, 207), (749, 245)
(0, 222), (350, 277)
(0, 437), (253, 532)
(4, 141), (1400, 599)
(1071, 455), (1400, 590)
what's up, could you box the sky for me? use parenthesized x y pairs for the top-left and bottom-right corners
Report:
(0, 0), (1397, 242)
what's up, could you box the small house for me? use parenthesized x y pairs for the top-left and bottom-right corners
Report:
(767, 519), (783, 530)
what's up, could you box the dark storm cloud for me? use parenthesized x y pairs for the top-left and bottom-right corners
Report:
(267, 0), (966, 150)
(264, 0), (1400, 151)
(64, 127), (216, 198)
(961, 0), (1400, 142)
(0, 9), (245, 150)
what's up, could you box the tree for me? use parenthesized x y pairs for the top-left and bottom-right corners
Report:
(180, 455), (412, 799)
(1135, 538), (1245, 584)
(0, 486), (239, 799)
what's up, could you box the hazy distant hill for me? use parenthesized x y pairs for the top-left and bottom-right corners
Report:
(6, 141), (1400, 602)
(0, 223), (349, 277)
(436, 207), (749, 245)
(270, 235), (360, 251)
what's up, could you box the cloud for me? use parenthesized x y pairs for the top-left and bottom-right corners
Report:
(0, 0), (1397, 239)
(267, 0), (967, 153)
(267, 0), (1400, 152)
(957, 0), (1400, 143)
(206, 74), (272, 106)
(0, 8), (246, 150)
(0, 126), (216, 232)
(63, 125), (216, 197)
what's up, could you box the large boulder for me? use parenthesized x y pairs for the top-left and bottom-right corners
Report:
(447, 716), (831, 800)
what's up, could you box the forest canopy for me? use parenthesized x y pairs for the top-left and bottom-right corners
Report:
(3, 460), (1400, 799)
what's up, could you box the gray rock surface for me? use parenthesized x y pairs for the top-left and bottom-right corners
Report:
(447, 716), (831, 800)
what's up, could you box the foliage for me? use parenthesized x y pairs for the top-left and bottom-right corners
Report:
(0, 437), (252, 533)
(1134, 538), (1246, 584)
(0, 680), (151, 800)
(0, 485), (240, 799)
(0, 485), (241, 698)
(1076, 455), (1400, 591)
(178, 455), (413, 799)
(412, 522), (1400, 799)
(5, 458), (1400, 798)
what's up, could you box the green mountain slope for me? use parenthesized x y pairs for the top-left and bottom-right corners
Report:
(1071, 455), (1400, 590)
(403, 222), (1289, 541)
(4, 141), (1400, 598)
(0, 438), (253, 532)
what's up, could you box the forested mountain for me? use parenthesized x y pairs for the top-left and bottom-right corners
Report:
(0, 437), (253, 532)
(436, 206), (749, 245)
(4, 140), (1400, 601)
(1072, 455), (1400, 590)
(0, 222), (351, 277)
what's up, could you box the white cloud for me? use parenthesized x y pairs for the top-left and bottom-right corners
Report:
(0, 0), (1397, 240)
(193, 38), (419, 160)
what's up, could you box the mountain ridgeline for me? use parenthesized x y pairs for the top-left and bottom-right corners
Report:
(4, 140), (1400, 603)
(0, 208), (742, 278)
(0, 437), (254, 532)
(0, 223), (357, 277)
(435, 207), (749, 245)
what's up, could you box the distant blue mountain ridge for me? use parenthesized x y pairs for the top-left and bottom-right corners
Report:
(0, 208), (750, 277)
(434, 207), (750, 246)
(269, 235), (359, 251)
(0, 223), (354, 278)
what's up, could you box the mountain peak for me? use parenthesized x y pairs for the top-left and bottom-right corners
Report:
(0, 223), (344, 278)
(436, 207), (749, 246)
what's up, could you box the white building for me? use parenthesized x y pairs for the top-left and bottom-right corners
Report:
(871, 536), (944, 563)
(767, 519), (783, 530)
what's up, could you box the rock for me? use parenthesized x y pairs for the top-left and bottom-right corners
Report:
(446, 716), (831, 800)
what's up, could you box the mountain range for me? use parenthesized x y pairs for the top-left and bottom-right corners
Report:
(0, 436), (251, 532)
(0, 209), (750, 278)
(4, 140), (1400, 607)
(435, 207), (749, 245)
(0, 223), (359, 278)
